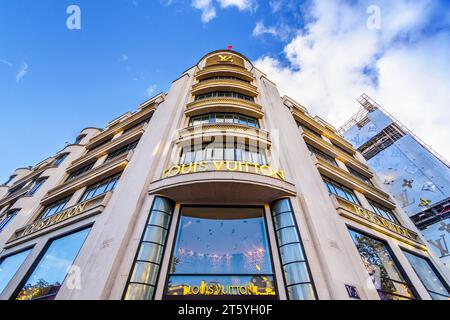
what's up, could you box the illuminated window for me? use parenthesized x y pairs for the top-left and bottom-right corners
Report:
(15, 228), (91, 300)
(402, 250), (450, 300)
(165, 207), (276, 299)
(349, 229), (417, 300)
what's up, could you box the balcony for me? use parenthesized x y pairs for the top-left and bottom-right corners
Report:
(196, 65), (254, 82)
(302, 129), (372, 176)
(0, 184), (32, 207)
(313, 156), (395, 208)
(186, 97), (263, 119)
(177, 123), (271, 149)
(332, 195), (424, 249)
(7, 192), (111, 245)
(192, 79), (258, 97)
(42, 151), (131, 204)
(67, 125), (144, 172)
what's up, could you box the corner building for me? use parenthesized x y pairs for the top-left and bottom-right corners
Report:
(0, 50), (449, 301)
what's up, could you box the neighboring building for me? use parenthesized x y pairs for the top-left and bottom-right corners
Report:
(340, 94), (450, 271)
(0, 51), (449, 301)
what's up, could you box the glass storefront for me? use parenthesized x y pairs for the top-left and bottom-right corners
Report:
(165, 207), (276, 299)
(0, 249), (32, 295)
(15, 227), (91, 300)
(402, 250), (450, 300)
(349, 229), (417, 300)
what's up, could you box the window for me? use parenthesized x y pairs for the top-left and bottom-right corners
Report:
(165, 206), (276, 299)
(347, 167), (373, 186)
(0, 249), (32, 295)
(297, 122), (322, 138)
(66, 163), (95, 182)
(105, 141), (138, 162)
(331, 142), (354, 157)
(349, 229), (417, 300)
(40, 197), (70, 219)
(402, 250), (450, 300)
(200, 76), (251, 83)
(322, 176), (361, 205)
(0, 209), (19, 233)
(8, 182), (26, 195)
(79, 173), (121, 203)
(15, 228), (91, 300)
(271, 199), (316, 300)
(74, 134), (86, 144)
(195, 91), (254, 102)
(181, 142), (267, 165)
(189, 113), (260, 128)
(368, 199), (399, 224)
(306, 143), (337, 167)
(54, 153), (68, 167)
(29, 178), (47, 196)
(88, 137), (113, 152)
(123, 116), (152, 134)
(124, 197), (175, 300)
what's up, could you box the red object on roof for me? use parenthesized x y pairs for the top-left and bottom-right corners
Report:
(227, 45), (233, 50)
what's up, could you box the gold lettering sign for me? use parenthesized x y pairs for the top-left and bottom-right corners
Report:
(218, 55), (234, 63)
(170, 281), (276, 296)
(14, 203), (87, 240)
(162, 161), (285, 181)
(353, 205), (419, 241)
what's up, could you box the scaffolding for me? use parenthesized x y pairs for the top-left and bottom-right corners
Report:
(339, 94), (450, 168)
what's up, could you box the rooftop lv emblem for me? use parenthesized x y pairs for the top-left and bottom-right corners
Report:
(218, 55), (233, 63)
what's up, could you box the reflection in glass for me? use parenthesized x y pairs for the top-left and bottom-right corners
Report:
(403, 250), (450, 300)
(16, 228), (91, 300)
(349, 229), (417, 300)
(270, 199), (316, 300)
(0, 249), (32, 295)
(166, 207), (276, 298)
(124, 197), (174, 300)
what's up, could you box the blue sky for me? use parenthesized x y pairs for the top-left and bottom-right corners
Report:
(1, 0), (449, 182)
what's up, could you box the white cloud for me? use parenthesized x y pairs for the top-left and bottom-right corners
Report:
(0, 59), (12, 67)
(217, 0), (255, 11)
(146, 84), (157, 97)
(120, 54), (129, 62)
(254, 0), (450, 161)
(192, 0), (217, 23)
(191, 0), (255, 23)
(253, 21), (278, 37)
(16, 62), (28, 82)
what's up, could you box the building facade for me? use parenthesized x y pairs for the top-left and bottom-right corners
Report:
(340, 95), (450, 271)
(0, 50), (449, 301)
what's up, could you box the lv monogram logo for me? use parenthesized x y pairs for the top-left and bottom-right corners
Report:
(218, 55), (234, 63)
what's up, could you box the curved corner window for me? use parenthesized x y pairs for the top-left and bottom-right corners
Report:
(124, 197), (175, 300)
(270, 199), (316, 300)
(195, 91), (254, 102)
(189, 113), (259, 128)
(165, 206), (276, 299)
